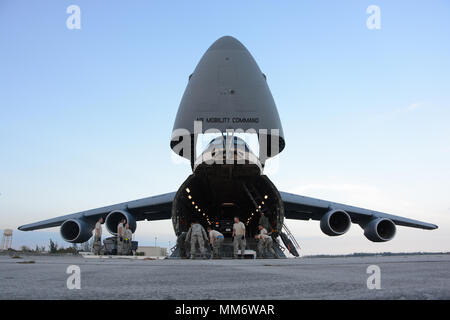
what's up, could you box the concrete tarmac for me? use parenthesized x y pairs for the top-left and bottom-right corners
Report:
(1, 254), (449, 299)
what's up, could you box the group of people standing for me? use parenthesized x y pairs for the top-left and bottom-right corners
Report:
(184, 222), (226, 259)
(91, 217), (133, 255)
(91, 212), (278, 258)
(233, 212), (277, 259)
(183, 213), (278, 259)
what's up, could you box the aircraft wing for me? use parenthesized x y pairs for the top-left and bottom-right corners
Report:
(18, 192), (175, 231)
(280, 191), (438, 230)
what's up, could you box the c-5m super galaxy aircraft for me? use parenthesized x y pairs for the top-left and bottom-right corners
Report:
(18, 36), (437, 258)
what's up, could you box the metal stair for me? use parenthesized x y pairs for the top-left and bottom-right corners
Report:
(282, 222), (300, 250)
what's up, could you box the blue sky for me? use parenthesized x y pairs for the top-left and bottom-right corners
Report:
(0, 1), (449, 254)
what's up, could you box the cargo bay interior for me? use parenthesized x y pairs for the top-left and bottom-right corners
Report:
(172, 170), (284, 242)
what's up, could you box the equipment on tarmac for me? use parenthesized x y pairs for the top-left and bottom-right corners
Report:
(103, 236), (138, 255)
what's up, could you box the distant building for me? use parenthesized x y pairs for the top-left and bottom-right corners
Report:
(137, 246), (167, 257)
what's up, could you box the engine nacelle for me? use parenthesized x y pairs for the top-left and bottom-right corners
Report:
(363, 218), (396, 242)
(320, 209), (351, 236)
(60, 218), (93, 243)
(105, 210), (136, 235)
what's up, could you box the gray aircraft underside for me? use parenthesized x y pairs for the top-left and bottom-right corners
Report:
(18, 36), (437, 255)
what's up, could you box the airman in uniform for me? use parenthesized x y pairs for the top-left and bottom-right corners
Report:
(258, 212), (271, 233)
(255, 224), (277, 258)
(207, 226), (224, 259)
(185, 221), (208, 259)
(117, 218), (127, 255)
(92, 217), (103, 255)
(122, 224), (133, 255)
(232, 217), (246, 259)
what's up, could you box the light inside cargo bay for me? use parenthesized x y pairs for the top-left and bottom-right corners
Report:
(171, 173), (284, 239)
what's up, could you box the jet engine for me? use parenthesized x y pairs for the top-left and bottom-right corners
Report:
(320, 209), (351, 236)
(60, 218), (93, 243)
(105, 210), (136, 235)
(363, 218), (396, 242)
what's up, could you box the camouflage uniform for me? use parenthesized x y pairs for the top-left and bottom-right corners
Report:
(233, 221), (246, 258)
(209, 230), (224, 258)
(92, 221), (103, 255)
(186, 223), (208, 259)
(257, 228), (276, 258)
(122, 229), (133, 255)
(116, 222), (124, 255)
(92, 235), (102, 255)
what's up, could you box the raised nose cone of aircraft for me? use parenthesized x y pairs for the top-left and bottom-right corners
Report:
(207, 36), (247, 51)
(171, 36), (285, 163)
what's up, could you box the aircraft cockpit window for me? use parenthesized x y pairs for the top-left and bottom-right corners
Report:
(208, 136), (250, 152)
(232, 138), (249, 152)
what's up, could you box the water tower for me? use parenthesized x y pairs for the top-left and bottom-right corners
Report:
(0, 229), (13, 250)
